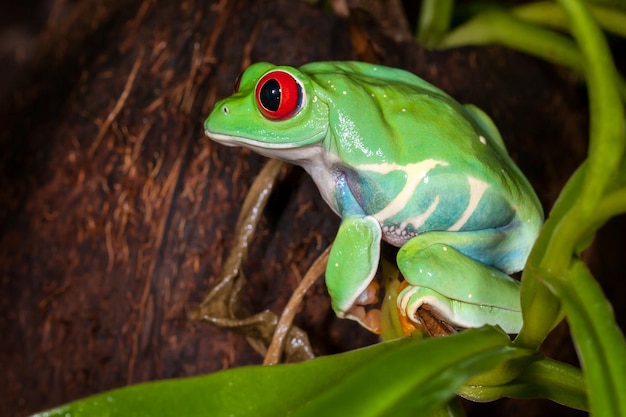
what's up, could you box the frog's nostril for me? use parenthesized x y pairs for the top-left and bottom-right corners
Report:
(222, 106), (230, 115)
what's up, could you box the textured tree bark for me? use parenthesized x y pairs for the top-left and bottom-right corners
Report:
(0, 1), (622, 417)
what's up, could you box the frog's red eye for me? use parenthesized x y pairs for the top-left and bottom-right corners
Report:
(255, 70), (303, 120)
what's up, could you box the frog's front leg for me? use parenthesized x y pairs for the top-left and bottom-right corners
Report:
(326, 215), (383, 332)
(396, 230), (523, 335)
(326, 177), (383, 333)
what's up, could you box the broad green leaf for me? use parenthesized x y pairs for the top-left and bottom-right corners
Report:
(290, 326), (521, 417)
(32, 327), (521, 417)
(31, 336), (400, 417)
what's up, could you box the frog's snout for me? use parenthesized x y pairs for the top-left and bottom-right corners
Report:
(204, 102), (227, 134)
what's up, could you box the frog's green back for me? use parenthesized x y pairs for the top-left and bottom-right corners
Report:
(299, 62), (499, 169)
(298, 61), (541, 224)
(301, 62), (507, 152)
(300, 61), (452, 102)
(462, 104), (507, 152)
(301, 62), (508, 154)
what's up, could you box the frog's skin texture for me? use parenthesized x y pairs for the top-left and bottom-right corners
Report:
(204, 62), (543, 335)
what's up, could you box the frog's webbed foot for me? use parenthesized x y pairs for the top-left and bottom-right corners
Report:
(396, 238), (523, 335)
(326, 215), (383, 333)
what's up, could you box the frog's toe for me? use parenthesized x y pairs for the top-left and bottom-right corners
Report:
(344, 304), (382, 334)
(397, 285), (457, 334)
(341, 279), (383, 333)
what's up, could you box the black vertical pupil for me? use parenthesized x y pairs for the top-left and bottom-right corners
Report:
(259, 79), (281, 111)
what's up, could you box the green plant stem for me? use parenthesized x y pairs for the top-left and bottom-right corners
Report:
(440, 10), (585, 71)
(416, 0), (455, 46)
(541, 0), (625, 269)
(516, 0), (626, 348)
(588, 187), (626, 230)
(517, 358), (587, 410)
(439, 8), (626, 102)
(516, 1), (626, 413)
(458, 357), (587, 410)
(515, 164), (585, 349)
(513, 1), (626, 37)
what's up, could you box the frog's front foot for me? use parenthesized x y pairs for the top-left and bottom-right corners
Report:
(343, 279), (383, 333)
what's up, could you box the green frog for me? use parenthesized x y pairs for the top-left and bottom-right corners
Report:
(204, 62), (543, 335)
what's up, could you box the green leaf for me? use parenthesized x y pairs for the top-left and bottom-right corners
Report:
(439, 9), (585, 73)
(540, 0), (626, 271)
(517, 0), (626, 349)
(543, 261), (626, 416)
(290, 327), (520, 417)
(32, 327), (523, 417)
(31, 337), (399, 417)
(513, 2), (626, 38)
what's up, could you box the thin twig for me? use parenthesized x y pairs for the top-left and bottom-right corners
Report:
(263, 245), (331, 365)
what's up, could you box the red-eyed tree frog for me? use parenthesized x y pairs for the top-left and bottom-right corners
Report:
(204, 62), (543, 335)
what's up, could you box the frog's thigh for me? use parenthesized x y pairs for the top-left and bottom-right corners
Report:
(326, 215), (381, 316)
(398, 228), (519, 273)
(397, 236), (522, 333)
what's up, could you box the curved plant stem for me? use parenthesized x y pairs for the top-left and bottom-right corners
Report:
(513, 1), (626, 37)
(439, 7), (626, 102)
(540, 0), (625, 270)
(517, 0), (625, 348)
(416, 0), (455, 46)
(440, 10), (585, 72)
(514, 1), (626, 414)
(459, 357), (587, 410)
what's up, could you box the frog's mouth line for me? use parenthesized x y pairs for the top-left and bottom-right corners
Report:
(205, 130), (327, 161)
(205, 130), (322, 147)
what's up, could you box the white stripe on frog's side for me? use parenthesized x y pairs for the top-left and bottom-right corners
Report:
(356, 159), (449, 222)
(400, 195), (440, 231)
(397, 176), (489, 235)
(355, 159), (490, 242)
(447, 177), (489, 231)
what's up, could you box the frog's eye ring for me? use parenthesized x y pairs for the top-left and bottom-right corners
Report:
(255, 70), (303, 120)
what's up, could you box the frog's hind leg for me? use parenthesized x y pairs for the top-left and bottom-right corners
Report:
(396, 230), (524, 335)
